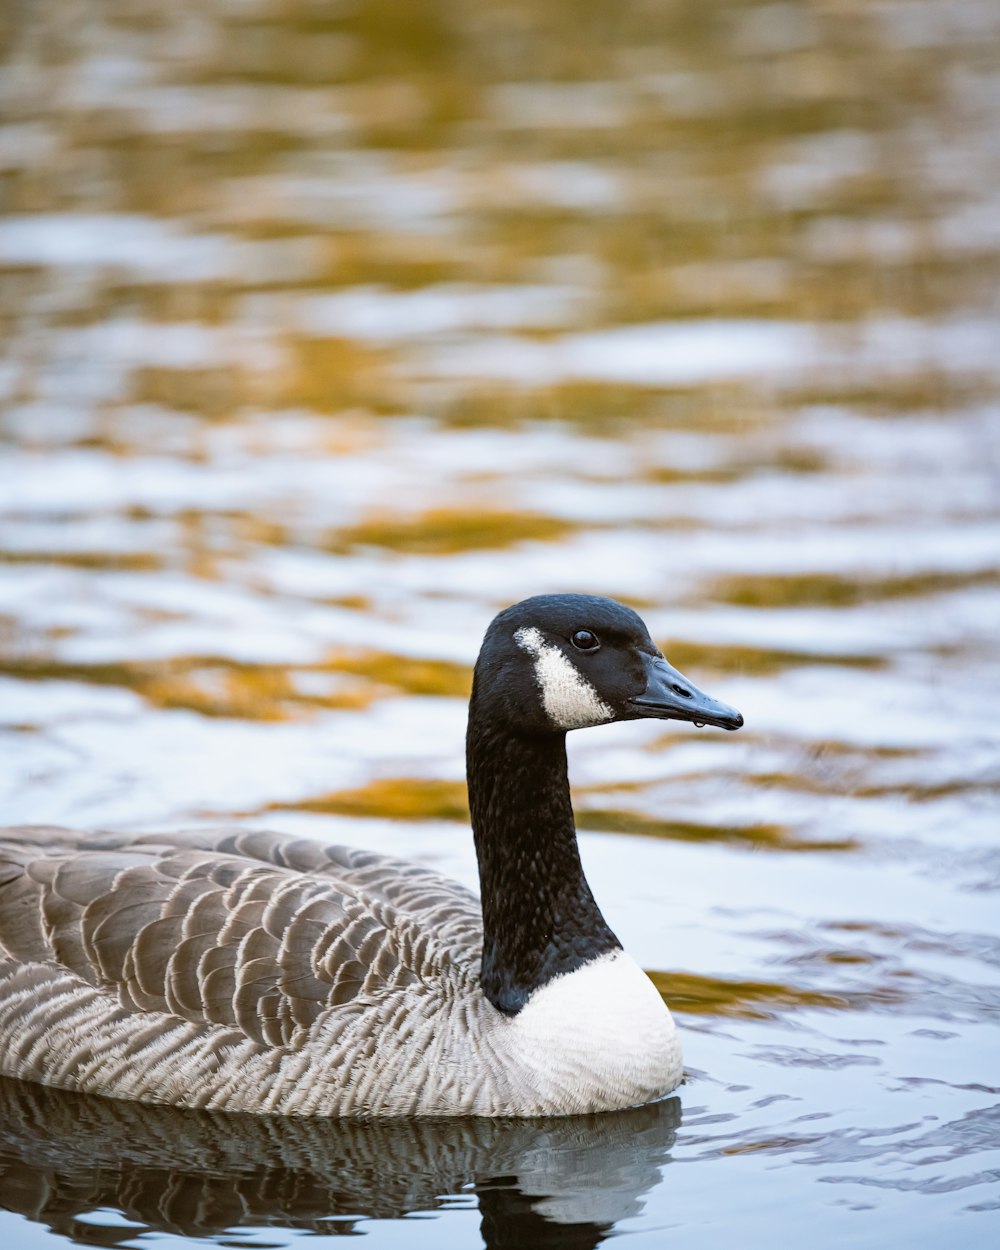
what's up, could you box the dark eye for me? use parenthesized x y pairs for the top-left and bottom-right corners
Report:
(571, 629), (600, 652)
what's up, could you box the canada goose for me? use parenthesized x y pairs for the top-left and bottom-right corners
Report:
(0, 594), (742, 1117)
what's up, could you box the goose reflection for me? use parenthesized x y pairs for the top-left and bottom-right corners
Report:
(0, 1077), (680, 1249)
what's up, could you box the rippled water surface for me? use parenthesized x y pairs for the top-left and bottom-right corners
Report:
(2, 1), (999, 1247)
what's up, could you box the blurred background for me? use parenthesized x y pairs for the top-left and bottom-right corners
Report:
(1, 1), (999, 1247)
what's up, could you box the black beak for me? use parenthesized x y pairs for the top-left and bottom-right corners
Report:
(629, 654), (743, 731)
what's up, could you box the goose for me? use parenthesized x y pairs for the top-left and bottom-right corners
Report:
(0, 594), (742, 1117)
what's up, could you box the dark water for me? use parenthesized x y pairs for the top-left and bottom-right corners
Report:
(1, 0), (999, 1246)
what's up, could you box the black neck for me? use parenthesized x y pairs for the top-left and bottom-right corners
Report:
(467, 711), (621, 1015)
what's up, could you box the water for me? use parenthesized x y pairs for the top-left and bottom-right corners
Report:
(1, 0), (999, 1246)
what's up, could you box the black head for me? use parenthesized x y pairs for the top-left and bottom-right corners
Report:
(472, 593), (743, 736)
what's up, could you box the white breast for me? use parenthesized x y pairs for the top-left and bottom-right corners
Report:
(486, 950), (683, 1115)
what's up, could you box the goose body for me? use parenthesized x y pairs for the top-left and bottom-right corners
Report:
(0, 594), (742, 1117)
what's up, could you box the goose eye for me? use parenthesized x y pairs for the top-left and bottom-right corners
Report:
(571, 629), (600, 652)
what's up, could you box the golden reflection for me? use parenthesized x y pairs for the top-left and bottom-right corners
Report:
(785, 373), (998, 415)
(436, 381), (768, 433)
(334, 508), (575, 554)
(270, 776), (469, 822)
(0, 649), (472, 717)
(575, 809), (857, 853)
(129, 365), (252, 420)
(647, 970), (858, 1020)
(314, 234), (459, 290)
(661, 639), (884, 675)
(0, 657), (372, 721)
(644, 443), (829, 483)
(709, 568), (1000, 609)
(325, 649), (471, 697)
(0, 550), (163, 571)
(282, 338), (400, 414)
(743, 770), (996, 804)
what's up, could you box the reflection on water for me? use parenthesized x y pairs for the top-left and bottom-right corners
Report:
(1, 0), (999, 1245)
(0, 1078), (680, 1250)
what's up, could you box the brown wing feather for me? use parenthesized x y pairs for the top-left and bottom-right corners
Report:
(0, 826), (482, 1051)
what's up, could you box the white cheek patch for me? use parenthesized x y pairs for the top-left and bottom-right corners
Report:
(514, 626), (613, 730)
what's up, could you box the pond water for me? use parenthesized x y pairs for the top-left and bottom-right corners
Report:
(1, 0), (999, 1247)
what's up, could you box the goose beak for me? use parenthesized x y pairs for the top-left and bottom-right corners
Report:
(629, 654), (744, 731)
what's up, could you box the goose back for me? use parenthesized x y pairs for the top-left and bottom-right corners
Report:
(0, 826), (488, 1114)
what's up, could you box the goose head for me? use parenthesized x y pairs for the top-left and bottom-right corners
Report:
(472, 593), (743, 737)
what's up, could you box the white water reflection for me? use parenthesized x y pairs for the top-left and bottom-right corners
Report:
(413, 316), (1000, 385)
(284, 283), (587, 338)
(0, 214), (262, 279)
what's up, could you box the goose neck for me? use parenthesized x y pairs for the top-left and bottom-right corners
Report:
(466, 718), (620, 1015)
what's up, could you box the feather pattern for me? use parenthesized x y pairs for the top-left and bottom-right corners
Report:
(0, 826), (506, 1114)
(0, 823), (680, 1116)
